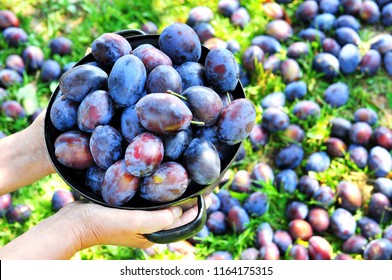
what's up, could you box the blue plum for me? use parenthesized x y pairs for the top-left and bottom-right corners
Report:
(265, 19), (293, 41)
(374, 178), (392, 200)
(243, 191), (269, 216)
(363, 238), (392, 260)
(51, 189), (75, 211)
(91, 33), (132, 67)
(287, 42), (309, 59)
(322, 37), (341, 57)
(240, 247), (260, 260)
(360, 49), (382, 76)
(289, 244), (309, 260)
(313, 186), (335, 207)
(261, 92), (285, 109)
(293, 100), (321, 120)
(358, 216), (382, 240)
(349, 122), (373, 145)
(230, 7), (250, 29)
(359, 0), (381, 24)
(285, 81), (307, 102)
(330, 208), (357, 240)
(342, 234), (368, 254)
(311, 13), (336, 32)
(132, 44), (172, 74)
(339, 43), (361, 74)
(298, 175), (320, 197)
(273, 230), (293, 255)
(330, 117), (352, 139)
(251, 162), (274, 187)
(353, 108), (378, 125)
(336, 181), (363, 212)
(325, 137), (347, 158)
(228, 205), (250, 233)
(298, 28), (326, 42)
(1, 100), (25, 119)
(241, 45), (264, 72)
(262, 107), (290, 132)
(373, 126), (392, 150)
(49, 36), (73, 56)
(255, 222), (274, 248)
(275, 169), (298, 194)
(120, 105), (146, 143)
(146, 65), (182, 94)
(324, 82), (350, 108)
(231, 170), (252, 193)
(368, 146), (392, 178)
(259, 243), (280, 260)
(2, 27), (27, 47)
(286, 201), (309, 221)
(251, 35), (282, 55)
(5, 204), (31, 224)
(85, 164), (106, 195)
(283, 124), (305, 143)
(162, 127), (192, 161)
(175, 62), (207, 90)
(308, 207), (330, 232)
(40, 59), (61, 83)
(280, 58), (301, 83)
(206, 211), (228, 235)
(305, 152), (330, 173)
(275, 144), (304, 169)
(335, 27), (361, 46)
(368, 192), (391, 223)
(186, 6), (213, 27)
(295, 0), (319, 22)
(249, 124), (270, 150)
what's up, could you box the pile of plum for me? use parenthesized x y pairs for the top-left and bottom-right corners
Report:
(49, 23), (256, 206)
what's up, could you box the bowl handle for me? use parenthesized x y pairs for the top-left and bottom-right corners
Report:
(143, 195), (207, 244)
(115, 29), (146, 38)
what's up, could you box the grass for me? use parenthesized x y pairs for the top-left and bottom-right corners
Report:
(1, 0), (392, 260)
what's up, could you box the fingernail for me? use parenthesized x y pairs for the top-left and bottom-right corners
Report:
(171, 206), (182, 219)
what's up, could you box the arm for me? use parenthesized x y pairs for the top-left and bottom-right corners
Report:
(0, 199), (208, 260)
(0, 110), (55, 195)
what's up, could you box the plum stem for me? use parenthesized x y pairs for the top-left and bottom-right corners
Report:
(167, 90), (187, 101)
(226, 92), (232, 104)
(191, 120), (205, 126)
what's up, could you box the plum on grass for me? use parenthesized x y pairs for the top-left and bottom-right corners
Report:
(359, 0), (381, 24)
(338, 43), (361, 74)
(60, 64), (108, 102)
(374, 178), (392, 200)
(384, 52), (392, 76)
(368, 146), (392, 178)
(182, 86), (223, 126)
(90, 125), (123, 170)
(295, 0), (318, 22)
(176, 62), (207, 90)
(206, 251), (233, 260)
(305, 152), (330, 173)
(217, 189), (241, 215)
(132, 44), (172, 74)
(2, 27), (28, 47)
(206, 192), (221, 215)
(140, 162), (188, 203)
(335, 27), (361, 46)
(322, 37), (341, 57)
(360, 49), (382, 76)
(193, 22), (215, 43)
(311, 13), (336, 32)
(341, 0), (362, 15)
(49, 36), (72, 56)
(108, 54), (146, 107)
(120, 105), (146, 143)
(217, 98), (256, 145)
(342, 234), (368, 254)
(241, 45), (264, 72)
(91, 33), (132, 67)
(125, 132), (163, 177)
(292, 100), (321, 120)
(289, 219), (313, 241)
(384, 225), (392, 242)
(230, 7), (250, 29)
(335, 253), (353, 260)
(349, 122), (373, 145)
(40, 59), (61, 83)
(251, 35), (281, 55)
(204, 47), (239, 93)
(298, 175), (320, 197)
(251, 162), (274, 187)
(227, 205), (250, 234)
(336, 181), (362, 212)
(261, 91), (285, 109)
(335, 15), (361, 31)
(1, 100), (25, 119)
(372, 126), (392, 150)
(243, 192), (269, 216)
(259, 243), (280, 260)
(275, 143), (304, 169)
(283, 124), (305, 142)
(273, 230), (293, 255)
(5, 204), (31, 224)
(298, 28), (326, 42)
(218, 0), (240, 18)
(324, 82), (350, 108)
(348, 144), (369, 169)
(286, 201), (309, 221)
(77, 90), (114, 132)
(285, 81), (307, 102)
(368, 192), (391, 224)
(51, 189), (75, 211)
(325, 137), (347, 158)
(206, 211), (228, 235)
(330, 208), (356, 240)
(363, 238), (392, 260)
(382, 3), (392, 26)
(54, 130), (94, 170)
(262, 107), (290, 132)
(146, 65), (182, 94)
(287, 42), (309, 59)
(240, 248), (260, 260)
(354, 108), (378, 126)
(101, 160), (140, 206)
(135, 93), (193, 135)
(159, 22), (201, 65)
(275, 169), (298, 194)
(162, 127), (192, 161)
(0, 10), (19, 30)
(0, 69), (23, 88)
(358, 216), (382, 240)
(183, 138), (220, 185)
(85, 164), (106, 195)
(289, 244), (309, 260)
(308, 236), (333, 260)
(307, 207), (330, 232)
(5, 54), (24, 75)
(186, 6), (214, 27)
(231, 170), (252, 193)
(313, 186), (335, 207)
(255, 222), (274, 248)
(0, 193), (12, 215)
(249, 124), (270, 150)
(22, 46), (44, 74)
(265, 19), (293, 41)
(330, 117), (352, 139)
(279, 59), (301, 83)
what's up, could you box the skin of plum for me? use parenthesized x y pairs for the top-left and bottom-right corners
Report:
(289, 244), (309, 260)
(204, 47), (239, 93)
(255, 222), (274, 248)
(308, 236), (333, 260)
(59, 64), (108, 102)
(101, 160), (140, 206)
(40, 59), (61, 83)
(21, 46), (44, 74)
(158, 22), (201, 65)
(50, 95), (78, 131)
(120, 105), (146, 143)
(275, 144), (304, 169)
(336, 181), (362, 212)
(124, 132), (164, 177)
(91, 33), (132, 67)
(162, 127), (193, 161)
(251, 35), (282, 55)
(176, 62), (208, 90)
(5, 54), (24, 75)
(146, 65), (182, 94)
(182, 86), (223, 126)
(1, 100), (25, 119)
(51, 189), (75, 211)
(77, 90), (114, 132)
(217, 98), (256, 145)
(0, 10), (20, 30)
(49, 36), (73, 56)
(289, 219), (313, 241)
(3, 27), (28, 47)
(0, 69), (23, 88)
(207, 211), (229, 235)
(307, 208), (330, 232)
(6, 204), (31, 224)
(132, 44), (172, 74)
(140, 162), (189, 203)
(228, 205), (250, 234)
(135, 93), (193, 135)
(90, 125), (123, 170)
(108, 54), (147, 107)
(330, 208), (357, 240)
(54, 130), (94, 170)
(262, 107), (290, 132)
(85, 164), (106, 195)
(183, 138), (221, 185)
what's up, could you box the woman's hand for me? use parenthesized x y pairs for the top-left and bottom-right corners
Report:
(0, 196), (211, 260)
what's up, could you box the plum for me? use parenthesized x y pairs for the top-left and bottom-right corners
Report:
(51, 189), (75, 211)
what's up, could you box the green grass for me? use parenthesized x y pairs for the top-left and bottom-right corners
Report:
(1, 0), (392, 260)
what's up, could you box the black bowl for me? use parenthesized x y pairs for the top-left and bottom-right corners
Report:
(44, 30), (245, 243)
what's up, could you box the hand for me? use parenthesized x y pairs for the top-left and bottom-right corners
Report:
(0, 196), (212, 259)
